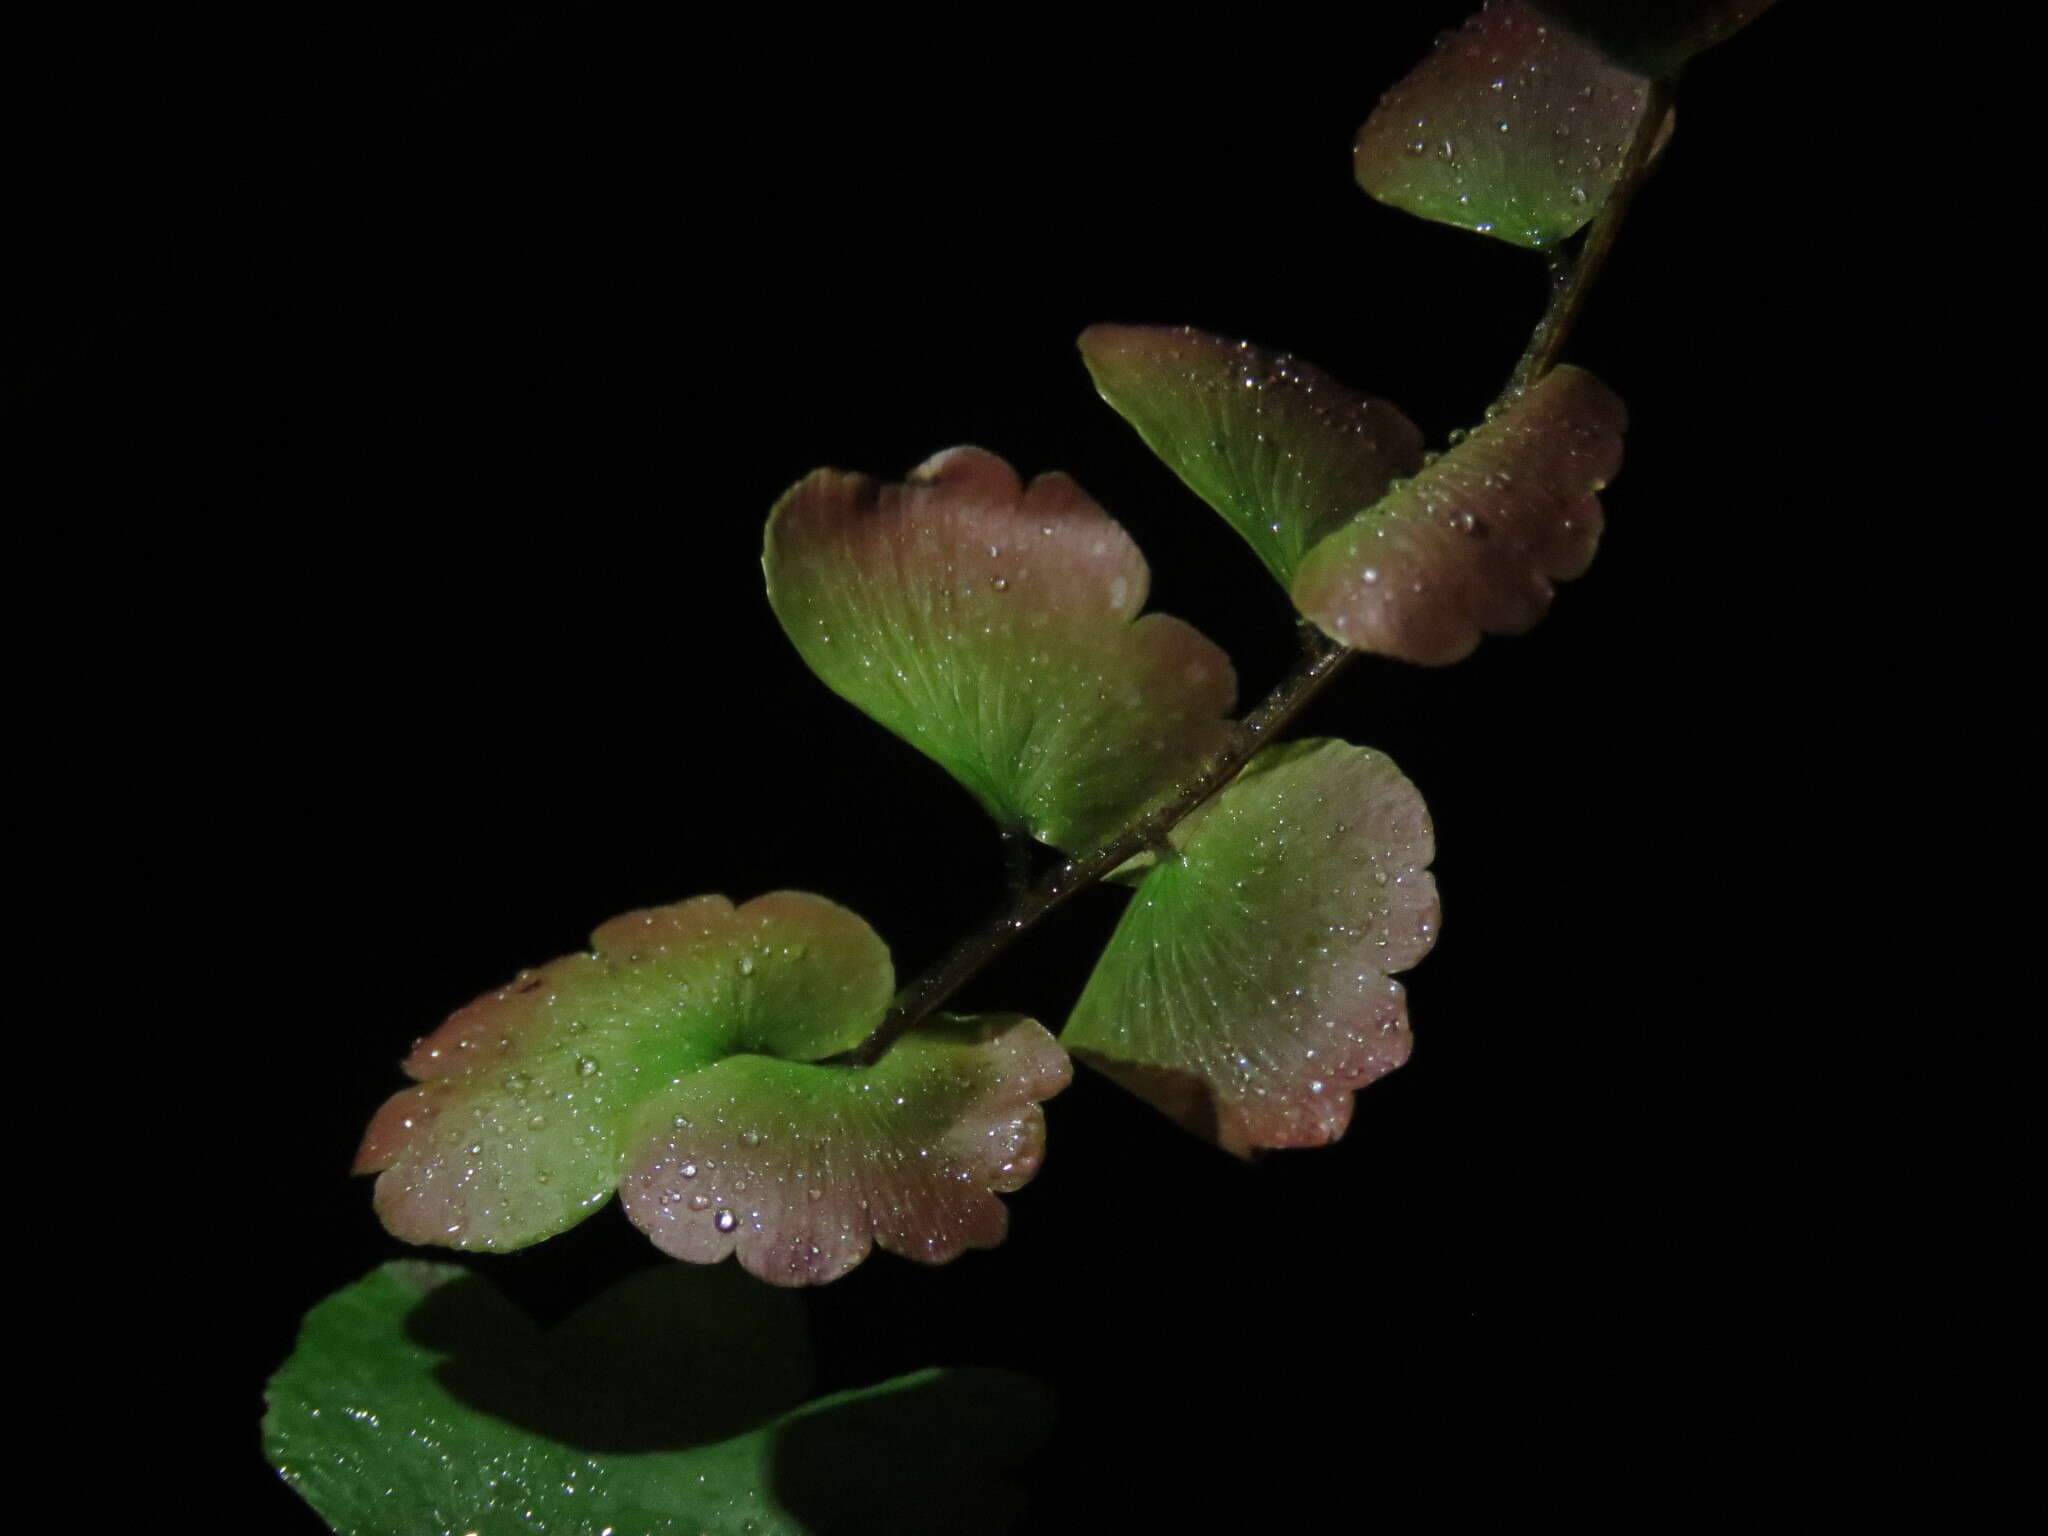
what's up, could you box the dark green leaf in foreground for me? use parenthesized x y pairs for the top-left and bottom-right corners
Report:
(265, 1261), (1051, 1535)
(1530, 0), (1777, 77)
(1065, 740), (1438, 1157)
(1078, 324), (1424, 588)
(1354, 0), (1652, 247)
(765, 445), (1237, 851)
(1290, 364), (1625, 665)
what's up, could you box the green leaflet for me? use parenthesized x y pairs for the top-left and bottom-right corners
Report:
(622, 1013), (1070, 1287)
(1081, 324), (1626, 666)
(1353, 0), (1652, 249)
(1079, 324), (1424, 588)
(356, 892), (1069, 1279)
(1290, 364), (1625, 664)
(764, 444), (1237, 851)
(264, 1261), (1052, 1535)
(1064, 740), (1438, 1156)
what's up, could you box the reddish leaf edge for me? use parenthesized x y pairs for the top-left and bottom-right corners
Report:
(354, 893), (1073, 1286)
(764, 443), (1239, 853)
(1291, 364), (1626, 665)
(1062, 741), (1437, 1160)
(621, 1013), (1072, 1287)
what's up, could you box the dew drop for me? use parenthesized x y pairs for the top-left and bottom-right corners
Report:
(714, 1209), (738, 1233)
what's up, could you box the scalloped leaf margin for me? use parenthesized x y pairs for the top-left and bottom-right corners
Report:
(765, 444), (1237, 851)
(1290, 362), (1625, 664)
(1064, 739), (1438, 1157)
(356, 892), (1070, 1282)
(623, 1013), (1070, 1286)
(1079, 324), (1625, 666)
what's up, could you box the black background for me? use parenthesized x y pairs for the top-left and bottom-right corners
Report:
(17, 3), (1954, 1528)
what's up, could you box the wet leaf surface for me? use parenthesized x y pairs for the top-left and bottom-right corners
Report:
(358, 895), (1068, 1282)
(1291, 364), (1625, 664)
(624, 1014), (1070, 1286)
(1354, 0), (1651, 247)
(265, 1261), (1051, 1534)
(358, 893), (894, 1253)
(765, 445), (1237, 850)
(1079, 323), (1423, 587)
(1064, 740), (1437, 1156)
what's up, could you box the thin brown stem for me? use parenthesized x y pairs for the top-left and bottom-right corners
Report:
(842, 634), (1353, 1065)
(1504, 79), (1672, 403)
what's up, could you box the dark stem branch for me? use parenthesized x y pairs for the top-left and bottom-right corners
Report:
(842, 635), (1353, 1065)
(1504, 79), (1673, 402)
